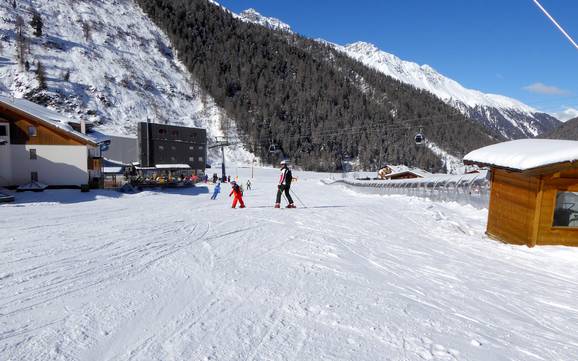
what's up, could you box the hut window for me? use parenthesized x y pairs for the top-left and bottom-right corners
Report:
(31, 171), (38, 182)
(28, 126), (37, 137)
(158, 145), (164, 151)
(29, 149), (37, 160)
(0, 125), (6, 136)
(553, 191), (578, 227)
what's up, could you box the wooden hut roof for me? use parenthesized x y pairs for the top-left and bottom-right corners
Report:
(0, 95), (101, 146)
(464, 139), (578, 173)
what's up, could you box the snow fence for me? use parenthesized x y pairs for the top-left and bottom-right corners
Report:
(323, 171), (490, 209)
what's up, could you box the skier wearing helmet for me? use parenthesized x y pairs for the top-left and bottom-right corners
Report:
(229, 181), (245, 208)
(275, 160), (296, 208)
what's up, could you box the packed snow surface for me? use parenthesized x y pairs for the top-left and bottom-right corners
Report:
(464, 139), (578, 171)
(2, 168), (578, 360)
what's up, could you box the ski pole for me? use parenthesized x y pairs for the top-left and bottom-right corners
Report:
(290, 188), (307, 208)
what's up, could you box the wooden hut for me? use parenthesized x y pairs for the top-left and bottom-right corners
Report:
(464, 139), (578, 247)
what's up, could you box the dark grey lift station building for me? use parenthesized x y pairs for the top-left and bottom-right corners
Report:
(137, 122), (207, 175)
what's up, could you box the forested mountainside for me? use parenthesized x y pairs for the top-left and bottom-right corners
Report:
(136, 0), (501, 172)
(237, 10), (560, 141)
(540, 117), (578, 140)
(0, 0), (253, 164)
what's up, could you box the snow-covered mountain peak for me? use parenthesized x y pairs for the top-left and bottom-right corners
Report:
(340, 42), (535, 113)
(337, 40), (561, 138)
(345, 41), (379, 54)
(238, 8), (292, 33)
(419, 64), (436, 73)
(210, 2), (559, 139)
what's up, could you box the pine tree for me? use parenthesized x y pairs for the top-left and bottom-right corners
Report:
(35, 61), (47, 90)
(30, 10), (43, 37)
(14, 15), (26, 66)
(82, 21), (91, 42)
(62, 69), (70, 82)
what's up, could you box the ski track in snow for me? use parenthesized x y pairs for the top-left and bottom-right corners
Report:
(2, 168), (578, 360)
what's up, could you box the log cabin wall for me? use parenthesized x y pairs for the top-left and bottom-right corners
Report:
(388, 173), (420, 180)
(536, 168), (578, 246)
(487, 169), (540, 245)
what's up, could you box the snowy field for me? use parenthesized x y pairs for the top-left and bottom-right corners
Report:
(2, 167), (578, 361)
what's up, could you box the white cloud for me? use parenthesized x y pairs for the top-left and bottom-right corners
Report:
(523, 82), (571, 95)
(552, 107), (578, 122)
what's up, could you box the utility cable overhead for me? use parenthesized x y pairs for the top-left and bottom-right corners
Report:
(223, 116), (482, 150)
(532, 0), (578, 50)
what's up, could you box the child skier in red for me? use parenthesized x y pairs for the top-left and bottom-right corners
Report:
(229, 181), (245, 208)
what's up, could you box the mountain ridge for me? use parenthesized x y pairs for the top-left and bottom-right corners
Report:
(237, 8), (561, 139)
(136, 0), (501, 172)
(541, 117), (578, 140)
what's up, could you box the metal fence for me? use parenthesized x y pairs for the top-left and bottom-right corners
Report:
(323, 171), (490, 209)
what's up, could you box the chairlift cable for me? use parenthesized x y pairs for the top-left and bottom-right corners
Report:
(221, 110), (471, 149)
(533, 0), (578, 50)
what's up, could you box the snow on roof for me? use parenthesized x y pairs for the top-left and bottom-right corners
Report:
(104, 133), (137, 139)
(0, 95), (99, 145)
(155, 164), (191, 169)
(382, 165), (432, 179)
(87, 130), (112, 144)
(103, 167), (123, 174)
(103, 158), (131, 167)
(464, 139), (578, 171)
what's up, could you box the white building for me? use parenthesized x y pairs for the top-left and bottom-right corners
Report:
(0, 96), (106, 188)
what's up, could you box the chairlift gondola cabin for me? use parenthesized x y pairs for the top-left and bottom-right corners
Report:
(414, 130), (425, 145)
(268, 143), (281, 154)
(464, 139), (578, 247)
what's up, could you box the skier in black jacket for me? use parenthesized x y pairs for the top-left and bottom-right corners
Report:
(275, 160), (295, 208)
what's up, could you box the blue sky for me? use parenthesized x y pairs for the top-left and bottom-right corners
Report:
(218, 0), (578, 120)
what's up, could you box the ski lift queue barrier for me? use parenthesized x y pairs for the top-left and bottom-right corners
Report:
(323, 171), (490, 209)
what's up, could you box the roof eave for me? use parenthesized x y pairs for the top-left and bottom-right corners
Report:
(463, 159), (578, 175)
(0, 100), (98, 147)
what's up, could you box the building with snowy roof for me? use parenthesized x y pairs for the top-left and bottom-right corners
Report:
(377, 165), (431, 180)
(464, 139), (578, 247)
(0, 96), (108, 189)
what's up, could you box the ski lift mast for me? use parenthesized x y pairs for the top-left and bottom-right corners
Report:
(209, 136), (235, 181)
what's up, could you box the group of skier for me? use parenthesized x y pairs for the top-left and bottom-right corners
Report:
(209, 160), (296, 209)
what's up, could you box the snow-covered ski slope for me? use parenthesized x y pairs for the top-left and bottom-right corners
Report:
(2, 168), (578, 360)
